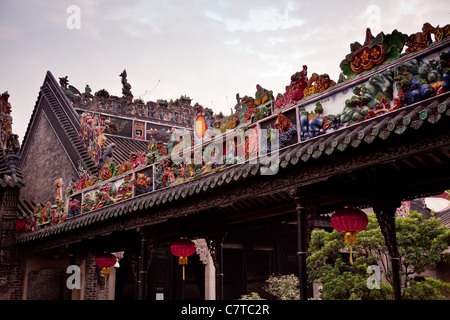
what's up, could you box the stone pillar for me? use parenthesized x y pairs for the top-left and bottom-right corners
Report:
(194, 238), (216, 300)
(206, 234), (226, 300)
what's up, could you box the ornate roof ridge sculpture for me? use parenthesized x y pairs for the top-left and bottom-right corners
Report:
(60, 69), (196, 129)
(339, 28), (408, 78)
(0, 91), (24, 188)
(16, 22), (450, 236)
(15, 91), (450, 242)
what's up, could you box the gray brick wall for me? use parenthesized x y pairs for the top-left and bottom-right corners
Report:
(19, 110), (79, 204)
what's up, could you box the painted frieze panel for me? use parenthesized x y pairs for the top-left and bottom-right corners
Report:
(81, 174), (133, 213)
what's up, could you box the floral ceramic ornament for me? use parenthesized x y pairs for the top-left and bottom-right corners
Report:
(340, 28), (407, 78)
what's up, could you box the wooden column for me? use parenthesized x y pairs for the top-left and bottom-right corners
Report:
(290, 188), (308, 300)
(207, 234), (226, 300)
(215, 236), (224, 300)
(137, 229), (148, 300)
(373, 202), (402, 300)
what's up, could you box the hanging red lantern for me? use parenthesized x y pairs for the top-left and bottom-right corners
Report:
(170, 237), (196, 280)
(95, 252), (117, 287)
(195, 114), (207, 139)
(330, 206), (368, 264)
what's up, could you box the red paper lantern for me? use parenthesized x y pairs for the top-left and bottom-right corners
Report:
(95, 252), (117, 268)
(170, 237), (196, 280)
(330, 206), (368, 264)
(195, 115), (207, 139)
(95, 252), (117, 286)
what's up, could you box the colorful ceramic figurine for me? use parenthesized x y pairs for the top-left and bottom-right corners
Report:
(54, 178), (63, 204)
(68, 198), (81, 218)
(274, 112), (297, 148)
(254, 84), (273, 106)
(405, 22), (436, 53)
(241, 95), (257, 123)
(274, 65), (309, 111)
(133, 172), (153, 195)
(0, 91), (13, 150)
(303, 73), (336, 97)
(274, 112), (292, 137)
(434, 24), (450, 42)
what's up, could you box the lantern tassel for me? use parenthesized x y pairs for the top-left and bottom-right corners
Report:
(101, 267), (110, 287)
(344, 232), (357, 265)
(179, 256), (188, 281)
(344, 231), (357, 244)
(179, 256), (188, 265)
(349, 244), (353, 265)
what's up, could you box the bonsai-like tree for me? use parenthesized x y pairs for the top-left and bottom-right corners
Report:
(307, 211), (450, 300)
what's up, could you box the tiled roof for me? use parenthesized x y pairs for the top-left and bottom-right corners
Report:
(20, 71), (99, 177)
(17, 199), (39, 218)
(104, 134), (149, 165)
(15, 91), (450, 243)
(436, 208), (450, 227)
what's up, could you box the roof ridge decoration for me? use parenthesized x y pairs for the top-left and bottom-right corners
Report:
(119, 69), (133, 103)
(60, 70), (196, 128)
(15, 93), (450, 241)
(17, 22), (450, 236)
(0, 91), (24, 188)
(19, 71), (99, 178)
(339, 28), (408, 78)
(0, 91), (18, 153)
(41, 78), (99, 177)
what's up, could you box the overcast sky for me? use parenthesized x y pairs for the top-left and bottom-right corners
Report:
(1, 0), (449, 142)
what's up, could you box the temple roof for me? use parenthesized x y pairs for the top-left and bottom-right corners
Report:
(19, 70), (192, 181)
(14, 24), (450, 243)
(103, 134), (149, 165)
(20, 71), (99, 177)
(16, 91), (450, 243)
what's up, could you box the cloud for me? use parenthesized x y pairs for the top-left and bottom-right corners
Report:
(0, 26), (25, 41)
(205, 3), (304, 32)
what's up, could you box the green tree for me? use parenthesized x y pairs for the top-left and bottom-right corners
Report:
(240, 274), (300, 300)
(404, 277), (450, 300)
(307, 211), (450, 300)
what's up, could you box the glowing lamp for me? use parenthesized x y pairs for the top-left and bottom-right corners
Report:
(195, 115), (207, 139)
